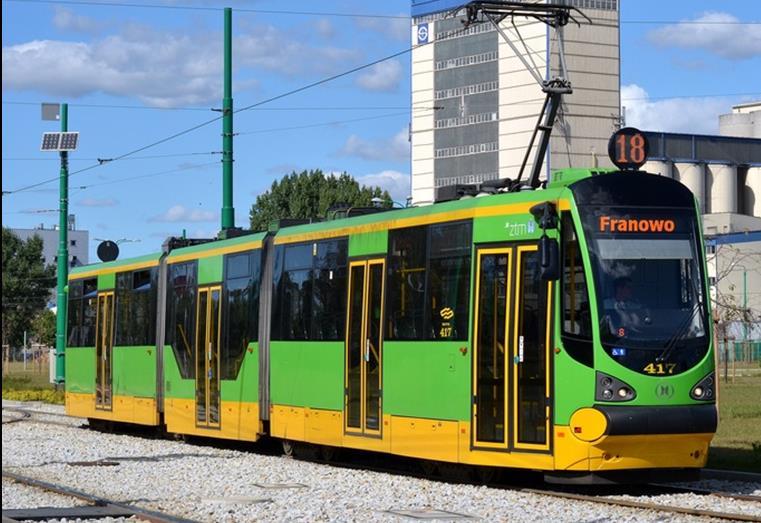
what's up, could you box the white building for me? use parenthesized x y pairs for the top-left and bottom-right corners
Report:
(719, 101), (761, 139)
(10, 216), (89, 269)
(410, 0), (620, 204)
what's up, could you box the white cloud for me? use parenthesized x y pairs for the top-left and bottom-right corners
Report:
(149, 204), (217, 223)
(340, 128), (410, 162)
(314, 18), (335, 39)
(356, 60), (403, 92)
(647, 12), (761, 60)
(77, 197), (118, 207)
(356, 170), (410, 202)
(53, 7), (100, 33)
(355, 15), (409, 42)
(2, 23), (359, 107)
(621, 84), (730, 135)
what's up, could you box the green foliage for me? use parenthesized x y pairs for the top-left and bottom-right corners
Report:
(31, 308), (57, 346)
(2, 372), (63, 405)
(249, 170), (392, 232)
(2, 228), (56, 348)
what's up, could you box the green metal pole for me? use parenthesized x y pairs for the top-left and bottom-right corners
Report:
(743, 270), (748, 342)
(55, 103), (68, 384)
(221, 6), (234, 230)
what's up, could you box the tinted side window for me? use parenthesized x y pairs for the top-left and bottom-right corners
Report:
(115, 268), (157, 346)
(387, 226), (427, 340)
(165, 262), (197, 378)
(561, 212), (593, 367)
(271, 238), (348, 341)
(222, 250), (262, 379)
(387, 221), (472, 341)
(66, 280), (83, 346)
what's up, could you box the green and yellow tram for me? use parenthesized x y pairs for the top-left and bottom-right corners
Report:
(64, 165), (716, 483)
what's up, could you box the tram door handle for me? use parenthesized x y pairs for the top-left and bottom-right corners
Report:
(518, 335), (524, 363)
(365, 339), (371, 362)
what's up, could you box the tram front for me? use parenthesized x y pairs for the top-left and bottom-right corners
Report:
(547, 135), (717, 483)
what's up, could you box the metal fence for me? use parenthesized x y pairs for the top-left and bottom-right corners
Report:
(716, 340), (761, 365)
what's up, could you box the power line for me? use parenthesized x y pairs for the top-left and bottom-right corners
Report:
(3, 101), (437, 112)
(71, 161), (218, 190)
(2, 151), (221, 162)
(236, 111), (422, 136)
(3, 27), (452, 196)
(2, 0), (408, 18)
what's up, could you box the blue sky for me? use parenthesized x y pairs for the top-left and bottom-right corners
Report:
(2, 0), (760, 261)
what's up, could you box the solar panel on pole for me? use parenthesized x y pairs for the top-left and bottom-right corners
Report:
(41, 132), (61, 151)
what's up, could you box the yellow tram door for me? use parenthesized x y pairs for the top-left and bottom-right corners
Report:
(511, 245), (552, 452)
(194, 286), (222, 429)
(345, 258), (385, 436)
(472, 244), (552, 452)
(95, 291), (115, 411)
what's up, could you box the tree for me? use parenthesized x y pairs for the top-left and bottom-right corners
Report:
(2, 228), (55, 349)
(249, 170), (392, 231)
(31, 308), (57, 347)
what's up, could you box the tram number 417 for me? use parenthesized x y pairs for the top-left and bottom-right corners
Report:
(643, 362), (676, 375)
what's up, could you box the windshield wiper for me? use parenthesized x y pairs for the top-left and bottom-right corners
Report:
(656, 276), (707, 363)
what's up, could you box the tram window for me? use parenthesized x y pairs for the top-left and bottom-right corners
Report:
(222, 250), (262, 379)
(561, 213), (593, 367)
(165, 262), (197, 379)
(67, 278), (98, 347)
(312, 240), (348, 340)
(115, 268), (157, 346)
(387, 221), (472, 341)
(271, 239), (348, 341)
(66, 279), (83, 346)
(387, 226), (427, 339)
(428, 222), (472, 340)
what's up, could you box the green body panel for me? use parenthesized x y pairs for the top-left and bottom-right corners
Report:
(65, 347), (95, 394)
(349, 230), (388, 257)
(473, 212), (543, 244)
(198, 255), (223, 284)
(97, 272), (115, 290)
(548, 168), (615, 188)
(69, 252), (162, 277)
(163, 346), (195, 400)
(383, 341), (470, 421)
(270, 341), (343, 410)
(163, 343), (259, 402)
(220, 343), (259, 403)
(112, 346), (156, 397)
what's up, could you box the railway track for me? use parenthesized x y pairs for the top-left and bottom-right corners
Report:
(2, 470), (198, 523)
(4, 404), (760, 521)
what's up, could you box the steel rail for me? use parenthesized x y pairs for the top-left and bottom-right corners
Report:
(1, 470), (199, 523)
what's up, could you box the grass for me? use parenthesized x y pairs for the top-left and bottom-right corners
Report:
(708, 375), (761, 473)
(2, 361), (64, 404)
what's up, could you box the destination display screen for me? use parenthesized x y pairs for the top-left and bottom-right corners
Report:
(579, 206), (710, 376)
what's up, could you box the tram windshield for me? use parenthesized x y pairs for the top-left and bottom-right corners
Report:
(580, 206), (709, 375)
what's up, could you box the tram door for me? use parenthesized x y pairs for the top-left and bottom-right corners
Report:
(95, 292), (115, 410)
(194, 286), (221, 428)
(345, 259), (385, 436)
(472, 244), (551, 452)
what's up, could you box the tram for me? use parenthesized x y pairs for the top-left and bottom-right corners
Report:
(64, 129), (716, 483)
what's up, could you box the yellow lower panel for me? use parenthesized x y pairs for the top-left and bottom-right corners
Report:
(164, 398), (259, 441)
(390, 416), (459, 462)
(458, 422), (554, 469)
(65, 392), (159, 426)
(270, 405), (306, 441)
(553, 425), (712, 471)
(305, 408), (342, 446)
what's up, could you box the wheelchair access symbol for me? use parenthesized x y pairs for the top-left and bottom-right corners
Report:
(655, 383), (674, 399)
(417, 23), (429, 44)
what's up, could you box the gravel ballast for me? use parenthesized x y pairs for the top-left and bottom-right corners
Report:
(3, 401), (760, 522)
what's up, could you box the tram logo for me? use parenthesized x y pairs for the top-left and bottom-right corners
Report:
(599, 216), (676, 233)
(440, 307), (455, 320)
(655, 384), (675, 399)
(504, 220), (535, 236)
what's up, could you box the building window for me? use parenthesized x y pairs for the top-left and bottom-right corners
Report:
(70, 239), (76, 247)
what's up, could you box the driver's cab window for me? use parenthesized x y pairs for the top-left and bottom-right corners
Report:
(561, 213), (593, 366)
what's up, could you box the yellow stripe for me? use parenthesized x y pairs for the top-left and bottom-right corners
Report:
(167, 240), (263, 263)
(275, 199), (572, 246)
(70, 259), (159, 280)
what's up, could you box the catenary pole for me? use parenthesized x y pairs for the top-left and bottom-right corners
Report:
(221, 7), (235, 230)
(55, 103), (68, 384)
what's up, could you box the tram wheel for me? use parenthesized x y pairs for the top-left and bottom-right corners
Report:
(420, 459), (438, 477)
(282, 439), (295, 458)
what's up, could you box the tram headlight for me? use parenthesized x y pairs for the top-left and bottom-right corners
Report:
(595, 371), (636, 402)
(690, 372), (715, 401)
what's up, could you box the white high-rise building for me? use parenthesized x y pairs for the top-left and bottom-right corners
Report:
(410, 0), (620, 204)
